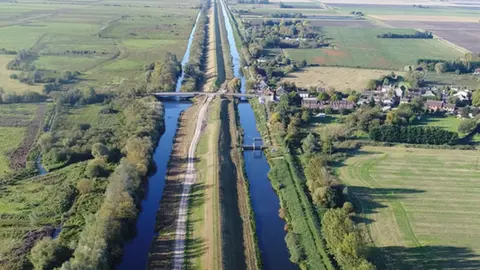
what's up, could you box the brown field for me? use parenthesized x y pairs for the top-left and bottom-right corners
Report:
(324, 0), (480, 6)
(383, 20), (480, 53)
(0, 55), (43, 93)
(370, 14), (480, 22)
(281, 66), (404, 91)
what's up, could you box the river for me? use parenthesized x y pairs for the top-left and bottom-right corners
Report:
(116, 9), (200, 270)
(219, 1), (297, 269)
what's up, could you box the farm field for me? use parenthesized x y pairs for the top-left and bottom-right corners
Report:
(0, 0), (200, 92)
(382, 20), (480, 54)
(281, 66), (404, 91)
(283, 27), (464, 69)
(339, 146), (480, 269)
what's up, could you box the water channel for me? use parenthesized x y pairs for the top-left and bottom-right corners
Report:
(116, 10), (200, 270)
(219, 1), (297, 269)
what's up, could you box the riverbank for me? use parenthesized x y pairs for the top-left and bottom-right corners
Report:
(203, 2), (217, 92)
(147, 101), (201, 269)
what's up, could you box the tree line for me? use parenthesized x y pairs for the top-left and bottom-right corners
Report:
(369, 125), (459, 145)
(182, 4), (209, 92)
(377, 31), (433, 39)
(418, 58), (480, 74)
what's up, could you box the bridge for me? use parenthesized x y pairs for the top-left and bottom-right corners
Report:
(152, 91), (260, 99)
(242, 137), (268, 151)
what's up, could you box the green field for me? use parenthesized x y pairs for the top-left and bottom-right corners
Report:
(0, 127), (25, 176)
(339, 146), (480, 269)
(424, 72), (480, 89)
(417, 115), (462, 133)
(0, 0), (199, 92)
(283, 27), (464, 69)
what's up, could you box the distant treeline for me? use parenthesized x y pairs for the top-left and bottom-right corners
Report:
(418, 58), (480, 74)
(0, 48), (17, 55)
(0, 89), (46, 104)
(269, 12), (305, 18)
(182, 5), (209, 92)
(377, 31), (433, 39)
(369, 125), (458, 145)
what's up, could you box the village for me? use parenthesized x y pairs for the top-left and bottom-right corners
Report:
(253, 71), (480, 119)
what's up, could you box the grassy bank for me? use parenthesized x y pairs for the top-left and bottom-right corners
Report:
(213, 0), (226, 86)
(216, 0), (233, 79)
(185, 97), (222, 270)
(250, 98), (334, 270)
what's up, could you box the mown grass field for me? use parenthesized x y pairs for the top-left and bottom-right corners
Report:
(0, 0), (200, 92)
(283, 27), (464, 69)
(416, 115), (462, 133)
(338, 146), (480, 269)
(281, 66), (404, 91)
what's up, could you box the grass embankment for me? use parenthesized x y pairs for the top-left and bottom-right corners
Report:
(216, 0), (233, 80)
(185, 97), (222, 270)
(250, 99), (334, 270)
(203, 2), (218, 92)
(213, 0), (226, 87)
(148, 103), (201, 269)
(339, 146), (480, 269)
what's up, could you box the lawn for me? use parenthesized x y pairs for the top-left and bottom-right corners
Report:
(338, 146), (480, 269)
(281, 66), (404, 91)
(283, 27), (464, 69)
(416, 114), (462, 133)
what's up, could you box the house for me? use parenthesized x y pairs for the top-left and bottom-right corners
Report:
(473, 68), (480, 75)
(422, 90), (436, 98)
(330, 100), (355, 110)
(425, 100), (456, 112)
(262, 88), (275, 102)
(454, 90), (470, 102)
(298, 90), (310, 98)
(302, 97), (320, 109)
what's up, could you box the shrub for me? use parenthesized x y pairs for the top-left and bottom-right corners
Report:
(29, 237), (72, 270)
(85, 159), (108, 178)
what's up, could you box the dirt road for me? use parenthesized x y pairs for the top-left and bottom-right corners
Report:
(172, 95), (213, 270)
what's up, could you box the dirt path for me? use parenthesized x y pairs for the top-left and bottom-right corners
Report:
(148, 102), (201, 269)
(172, 95), (213, 269)
(203, 1), (218, 92)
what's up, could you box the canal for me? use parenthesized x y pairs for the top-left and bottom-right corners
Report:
(219, 1), (297, 269)
(116, 9), (200, 270)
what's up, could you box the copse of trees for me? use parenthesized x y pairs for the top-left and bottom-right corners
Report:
(418, 58), (480, 74)
(369, 125), (459, 145)
(144, 53), (181, 92)
(322, 206), (375, 270)
(0, 88), (46, 104)
(377, 31), (433, 39)
(269, 12), (305, 18)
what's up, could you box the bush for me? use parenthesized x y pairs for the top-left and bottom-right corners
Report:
(76, 179), (93, 194)
(29, 237), (72, 270)
(85, 159), (108, 178)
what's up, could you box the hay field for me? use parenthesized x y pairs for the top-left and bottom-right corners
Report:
(339, 146), (480, 269)
(283, 27), (464, 69)
(280, 66), (403, 91)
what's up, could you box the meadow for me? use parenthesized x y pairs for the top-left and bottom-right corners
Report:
(281, 66), (404, 91)
(0, 0), (200, 92)
(283, 27), (464, 69)
(338, 146), (480, 269)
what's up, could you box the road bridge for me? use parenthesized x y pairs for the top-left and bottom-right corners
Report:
(152, 92), (260, 99)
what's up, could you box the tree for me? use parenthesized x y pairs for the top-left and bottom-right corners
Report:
(458, 118), (478, 134)
(301, 133), (317, 155)
(366, 79), (377, 90)
(29, 237), (72, 270)
(434, 62), (445, 74)
(472, 90), (480, 107)
(91, 142), (110, 160)
(85, 159), (108, 178)
(317, 92), (330, 101)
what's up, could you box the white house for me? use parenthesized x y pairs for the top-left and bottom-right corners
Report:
(298, 91), (310, 98)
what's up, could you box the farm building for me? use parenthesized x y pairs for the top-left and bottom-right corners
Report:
(426, 100), (456, 112)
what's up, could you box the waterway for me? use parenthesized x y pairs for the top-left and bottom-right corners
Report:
(219, 1), (297, 269)
(116, 9), (199, 270)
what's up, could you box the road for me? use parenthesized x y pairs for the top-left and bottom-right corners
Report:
(172, 95), (213, 270)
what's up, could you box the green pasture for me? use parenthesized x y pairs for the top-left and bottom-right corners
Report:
(283, 27), (464, 69)
(0, 127), (25, 176)
(424, 72), (480, 89)
(339, 146), (480, 269)
(416, 115), (462, 133)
